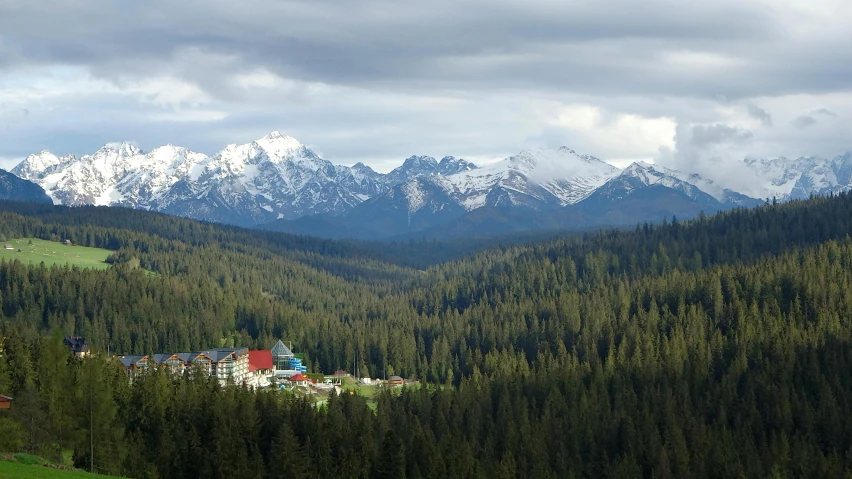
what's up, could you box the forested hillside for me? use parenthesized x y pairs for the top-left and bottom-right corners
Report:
(1, 194), (851, 477)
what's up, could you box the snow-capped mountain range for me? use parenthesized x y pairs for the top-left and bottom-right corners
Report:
(8, 132), (852, 238)
(11, 132), (474, 227)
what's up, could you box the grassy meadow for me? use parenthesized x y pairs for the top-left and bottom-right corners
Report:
(0, 238), (111, 270)
(0, 454), (123, 479)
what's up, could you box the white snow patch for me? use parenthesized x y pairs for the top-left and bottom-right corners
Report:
(401, 181), (426, 214)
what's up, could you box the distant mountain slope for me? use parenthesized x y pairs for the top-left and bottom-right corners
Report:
(15, 132), (852, 240)
(732, 152), (852, 201)
(267, 146), (620, 238)
(266, 156), (736, 239)
(585, 162), (724, 211)
(0, 169), (53, 204)
(436, 147), (620, 210)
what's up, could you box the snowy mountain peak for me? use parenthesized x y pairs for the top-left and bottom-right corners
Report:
(384, 155), (441, 186)
(253, 132), (312, 163)
(257, 131), (302, 146)
(433, 147), (622, 211)
(588, 160), (725, 209)
(437, 156), (477, 175)
(12, 150), (75, 179)
(506, 147), (619, 183)
(402, 155), (438, 168)
(262, 130), (286, 139)
(98, 142), (142, 157)
(620, 161), (657, 179)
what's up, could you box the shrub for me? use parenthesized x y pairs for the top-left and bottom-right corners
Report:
(0, 418), (24, 453)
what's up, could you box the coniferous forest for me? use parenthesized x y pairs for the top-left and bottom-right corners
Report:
(0, 195), (851, 477)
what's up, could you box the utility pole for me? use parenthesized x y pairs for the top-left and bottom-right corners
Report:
(89, 372), (94, 474)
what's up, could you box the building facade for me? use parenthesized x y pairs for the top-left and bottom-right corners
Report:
(119, 347), (250, 386)
(248, 350), (274, 388)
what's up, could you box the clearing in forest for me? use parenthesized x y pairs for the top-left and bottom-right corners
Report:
(0, 238), (111, 270)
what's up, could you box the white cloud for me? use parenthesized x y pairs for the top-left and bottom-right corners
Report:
(120, 77), (212, 108)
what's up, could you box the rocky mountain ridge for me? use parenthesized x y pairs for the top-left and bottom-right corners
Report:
(11, 132), (852, 237)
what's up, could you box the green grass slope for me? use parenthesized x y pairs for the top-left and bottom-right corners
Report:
(0, 455), (123, 479)
(0, 238), (110, 270)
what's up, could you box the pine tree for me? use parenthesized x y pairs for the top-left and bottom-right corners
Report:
(267, 422), (310, 479)
(372, 429), (406, 479)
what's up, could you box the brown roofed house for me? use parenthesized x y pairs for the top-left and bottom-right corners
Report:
(0, 395), (12, 410)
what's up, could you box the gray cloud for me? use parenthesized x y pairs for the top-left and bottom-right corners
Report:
(656, 121), (761, 194)
(813, 108), (838, 117)
(794, 116), (818, 128)
(2, 0), (850, 100)
(689, 124), (753, 147)
(746, 103), (772, 126)
(1, 0), (852, 168)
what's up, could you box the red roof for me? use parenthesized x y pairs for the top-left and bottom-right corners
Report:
(289, 373), (310, 382)
(248, 350), (273, 372)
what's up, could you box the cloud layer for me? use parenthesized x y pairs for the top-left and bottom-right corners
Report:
(1, 0), (851, 173)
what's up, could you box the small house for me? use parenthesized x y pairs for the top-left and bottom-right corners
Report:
(64, 336), (90, 357)
(63, 239), (72, 246)
(288, 373), (313, 387)
(3, 244), (13, 250)
(389, 376), (404, 385)
(0, 395), (12, 410)
(332, 369), (349, 378)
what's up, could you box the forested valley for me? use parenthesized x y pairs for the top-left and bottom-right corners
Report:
(1, 195), (851, 477)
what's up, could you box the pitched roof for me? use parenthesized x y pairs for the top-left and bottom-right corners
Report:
(152, 354), (185, 365)
(64, 336), (89, 353)
(199, 347), (249, 363)
(248, 350), (273, 372)
(271, 340), (294, 357)
(288, 373), (310, 382)
(176, 352), (194, 363)
(119, 355), (147, 368)
(0, 395), (12, 401)
(390, 376), (403, 381)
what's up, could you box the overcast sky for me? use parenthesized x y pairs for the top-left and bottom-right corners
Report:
(1, 0), (851, 175)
